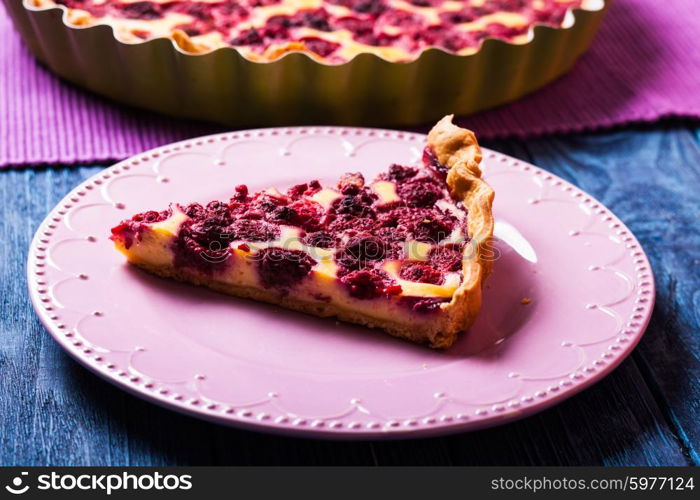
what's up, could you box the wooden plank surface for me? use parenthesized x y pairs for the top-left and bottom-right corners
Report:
(0, 125), (697, 466)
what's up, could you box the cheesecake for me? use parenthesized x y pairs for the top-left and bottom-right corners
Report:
(111, 116), (494, 347)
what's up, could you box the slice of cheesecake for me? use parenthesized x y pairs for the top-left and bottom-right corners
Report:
(110, 116), (494, 348)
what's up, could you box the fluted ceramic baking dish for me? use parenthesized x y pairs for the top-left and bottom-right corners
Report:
(3, 0), (608, 127)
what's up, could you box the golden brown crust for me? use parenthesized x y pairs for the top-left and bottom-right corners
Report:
(171, 30), (209, 54)
(425, 115), (495, 348)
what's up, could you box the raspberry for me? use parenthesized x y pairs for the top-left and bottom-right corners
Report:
(327, 215), (378, 236)
(287, 180), (321, 199)
(332, 187), (377, 217)
(399, 262), (444, 284)
(205, 200), (232, 220)
(430, 245), (464, 272)
(337, 172), (365, 195)
(132, 209), (170, 223)
(300, 37), (340, 57)
(255, 248), (316, 288)
(179, 2), (213, 20)
(349, 0), (387, 15)
(380, 164), (418, 182)
(378, 207), (456, 243)
(189, 215), (234, 242)
(374, 226), (407, 259)
(532, 5), (569, 24)
(485, 0), (527, 12)
(231, 184), (249, 202)
(336, 234), (385, 269)
(378, 9), (424, 29)
(440, 30), (478, 52)
(268, 9), (331, 31)
(270, 206), (297, 223)
(110, 223), (136, 249)
(267, 14), (293, 28)
(249, 0), (283, 6)
(397, 178), (443, 208)
(355, 31), (398, 47)
(184, 203), (205, 219)
(239, 209), (264, 220)
(296, 9), (332, 31)
(255, 193), (288, 213)
(291, 200), (324, 231)
(302, 231), (335, 248)
(172, 220), (232, 274)
(340, 269), (393, 299)
(270, 200), (323, 231)
(230, 219), (279, 241)
(119, 1), (162, 20)
(411, 217), (453, 243)
(230, 28), (264, 46)
(333, 16), (373, 37)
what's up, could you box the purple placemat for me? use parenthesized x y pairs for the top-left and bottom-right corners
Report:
(1, 0), (699, 168)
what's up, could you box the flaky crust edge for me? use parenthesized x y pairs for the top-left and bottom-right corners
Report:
(424, 115), (495, 348)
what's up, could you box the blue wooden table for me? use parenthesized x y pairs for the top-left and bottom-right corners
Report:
(1, 121), (698, 466)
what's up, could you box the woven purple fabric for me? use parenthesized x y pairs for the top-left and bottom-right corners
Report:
(1, 0), (699, 167)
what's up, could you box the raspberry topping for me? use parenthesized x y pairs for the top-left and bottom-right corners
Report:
(337, 172), (365, 195)
(170, 201), (280, 273)
(110, 208), (172, 249)
(300, 37), (341, 57)
(132, 209), (171, 223)
(396, 177), (444, 208)
(256, 248), (316, 288)
(54, 0), (583, 62)
(339, 269), (398, 300)
(173, 220), (232, 274)
(120, 1), (163, 20)
(268, 8), (332, 31)
(336, 234), (386, 271)
(229, 219), (280, 241)
(399, 262), (444, 284)
(302, 230), (335, 248)
(114, 159), (470, 312)
(377, 207), (456, 243)
(379, 164), (419, 182)
(287, 180), (322, 199)
(429, 245), (464, 272)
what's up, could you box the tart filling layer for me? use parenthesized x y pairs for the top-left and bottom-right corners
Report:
(34, 0), (590, 63)
(111, 116), (494, 347)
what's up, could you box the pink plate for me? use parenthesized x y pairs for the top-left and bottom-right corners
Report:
(27, 127), (655, 439)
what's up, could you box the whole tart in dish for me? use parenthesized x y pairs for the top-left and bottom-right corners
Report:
(110, 117), (495, 348)
(33, 0), (590, 63)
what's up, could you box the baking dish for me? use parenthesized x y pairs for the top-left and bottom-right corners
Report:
(3, 0), (609, 127)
